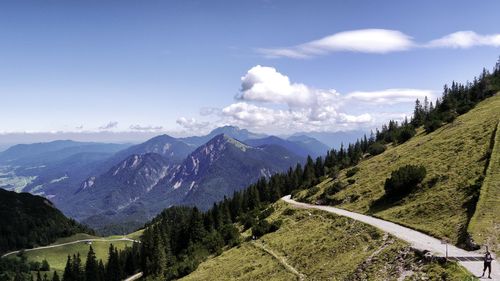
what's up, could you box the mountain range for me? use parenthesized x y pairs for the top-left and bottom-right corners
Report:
(0, 126), (341, 234)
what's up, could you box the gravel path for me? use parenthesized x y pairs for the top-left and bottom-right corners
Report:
(282, 195), (499, 280)
(1, 237), (139, 258)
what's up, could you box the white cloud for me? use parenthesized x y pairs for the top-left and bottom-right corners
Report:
(426, 31), (500, 48)
(179, 65), (434, 134)
(239, 65), (317, 107)
(129, 124), (163, 131)
(259, 29), (414, 58)
(258, 29), (500, 58)
(345, 88), (435, 105)
(176, 117), (210, 131)
(98, 121), (118, 130)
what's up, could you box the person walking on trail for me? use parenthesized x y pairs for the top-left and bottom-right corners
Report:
(481, 248), (494, 279)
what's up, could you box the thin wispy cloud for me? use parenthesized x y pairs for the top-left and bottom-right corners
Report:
(98, 121), (119, 130)
(129, 124), (163, 131)
(345, 89), (436, 105)
(258, 29), (414, 58)
(426, 31), (500, 49)
(176, 117), (210, 131)
(258, 29), (500, 58)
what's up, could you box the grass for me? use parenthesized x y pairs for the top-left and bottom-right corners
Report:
(7, 232), (138, 278)
(181, 201), (474, 281)
(296, 94), (500, 246)
(468, 119), (500, 253)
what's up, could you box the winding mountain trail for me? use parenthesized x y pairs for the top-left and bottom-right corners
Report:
(282, 195), (500, 280)
(1, 237), (140, 258)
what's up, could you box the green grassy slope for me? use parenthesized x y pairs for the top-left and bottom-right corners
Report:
(181, 202), (473, 281)
(296, 94), (500, 246)
(7, 233), (136, 276)
(469, 118), (500, 253)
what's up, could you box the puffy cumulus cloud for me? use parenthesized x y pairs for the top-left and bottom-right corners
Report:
(98, 121), (118, 130)
(238, 65), (319, 107)
(427, 31), (500, 48)
(258, 29), (414, 58)
(176, 117), (210, 131)
(220, 102), (373, 133)
(178, 65), (433, 134)
(129, 124), (163, 131)
(345, 88), (436, 105)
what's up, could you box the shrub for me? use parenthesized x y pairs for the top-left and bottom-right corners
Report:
(282, 208), (295, 216)
(346, 167), (360, 178)
(258, 206), (275, 220)
(368, 142), (386, 156)
(347, 179), (356, 185)
(325, 181), (347, 196)
(239, 212), (257, 230)
(40, 259), (50, 271)
(220, 224), (240, 247)
(424, 119), (443, 133)
(251, 219), (282, 238)
(397, 126), (416, 143)
(306, 186), (320, 197)
(384, 165), (426, 198)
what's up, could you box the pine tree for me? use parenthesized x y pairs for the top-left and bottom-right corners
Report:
(106, 244), (120, 281)
(62, 255), (72, 281)
(85, 245), (98, 281)
(52, 271), (60, 281)
(71, 253), (82, 281)
(152, 229), (167, 277)
(97, 260), (106, 281)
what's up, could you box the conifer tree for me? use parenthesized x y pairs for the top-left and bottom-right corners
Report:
(62, 255), (72, 281)
(85, 245), (98, 281)
(52, 271), (60, 281)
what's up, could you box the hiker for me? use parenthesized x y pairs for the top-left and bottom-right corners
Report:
(481, 249), (493, 279)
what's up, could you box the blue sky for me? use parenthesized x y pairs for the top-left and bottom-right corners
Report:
(1, 0), (499, 139)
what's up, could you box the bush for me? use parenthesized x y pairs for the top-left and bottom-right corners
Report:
(239, 212), (257, 230)
(282, 208), (295, 216)
(251, 219), (282, 238)
(397, 126), (416, 143)
(347, 179), (356, 185)
(325, 181), (347, 196)
(40, 259), (50, 271)
(346, 167), (360, 178)
(368, 142), (386, 156)
(424, 118), (443, 133)
(220, 224), (240, 247)
(258, 206), (275, 220)
(384, 165), (427, 198)
(251, 220), (270, 238)
(306, 186), (320, 197)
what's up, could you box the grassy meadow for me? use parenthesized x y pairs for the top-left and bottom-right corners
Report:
(469, 119), (500, 253)
(181, 201), (474, 281)
(295, 94), (500, 246)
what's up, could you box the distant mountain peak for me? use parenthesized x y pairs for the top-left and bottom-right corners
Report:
(192, 134), (250, 161)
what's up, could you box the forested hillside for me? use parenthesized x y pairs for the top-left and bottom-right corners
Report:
(0, 189), (93, 255)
